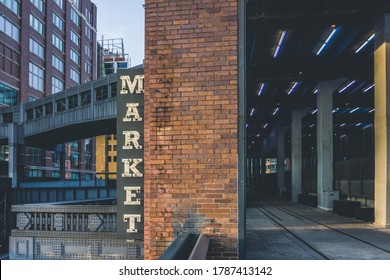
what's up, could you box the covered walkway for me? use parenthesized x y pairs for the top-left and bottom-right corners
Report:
(246, 200), (390, 260)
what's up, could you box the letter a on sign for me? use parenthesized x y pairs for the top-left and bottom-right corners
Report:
(123, 103), (142, 122)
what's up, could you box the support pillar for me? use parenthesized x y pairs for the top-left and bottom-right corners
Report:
(291, 109), (310, 203)
(317, 80), (343, 210)
(374, 14), (390, 227)
(277, 126), (288, 197)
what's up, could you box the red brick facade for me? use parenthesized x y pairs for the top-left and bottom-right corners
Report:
(144, 0), (239, 259)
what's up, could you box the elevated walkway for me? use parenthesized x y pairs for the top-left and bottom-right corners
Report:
(246, 200), (390, 259)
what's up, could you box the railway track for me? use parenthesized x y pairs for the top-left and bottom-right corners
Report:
(254, 202), (390, 259)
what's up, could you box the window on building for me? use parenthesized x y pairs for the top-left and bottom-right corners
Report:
(85, 173), (91, 180)
(29, 62), (44, 92)
(29, 147), (44, 165)
(45, 102), (53, 115)
(80, 91), (91, 105)
(96, 85), (108, 101)
(2, 113), (13, 123)
(85, 153), (92, 170)
(85, 26), (93, 40)
(0, 145), (9, 161)
(70, 8), (79, 26)
(68, 95), (78, 109)
(113, 156), (117, 163)
(30, 14), (45, 36)
(52, 33), (64, 52)
(70, 0), (80, 9)
(35, 105), (43, 118)
(29, 38), (44, 59)
(0, 0), (20, 15)
(85, 8), (93, 24)
(85, 138), (92, 153)
(85, 62), (92, 74)
(30, 0), (45, 13)
(70, 172), (79, 180)
(70, 141), (79, 150)
(0, 15), (20, 42)
(85, 44), (92, 58)
(29, 169), (43, 178)
(110, 83), (117, 97)
(26, 108), (34, 120)
(52, 76), (64, 94)
(52, 12), (64, 32)
(52, 55), (64, 73)
(56, 98), (66, 112)
(52, 171), (60, 178)
(70, 68), (80, 84)
(0, 82), (18, 106)
(53, 0), (63, 9)
(70, 49), (80, 64)
(70, 153), (79, 168)
(51, 151), (60, 167)
(70, 30), (80, 46)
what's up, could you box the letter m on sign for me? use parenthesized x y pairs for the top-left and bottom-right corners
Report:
(120, 75), (145, 94)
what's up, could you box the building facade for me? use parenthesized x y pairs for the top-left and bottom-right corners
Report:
(0, 0), (98, 182)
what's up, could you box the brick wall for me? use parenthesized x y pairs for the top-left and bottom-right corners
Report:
(144, 0), (239, 259)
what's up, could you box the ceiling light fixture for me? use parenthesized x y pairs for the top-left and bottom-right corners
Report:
(349, 107), (359, 113)
(363, 83), (375, 92)
(369, 108), (375, 113)
(272, 107), (280, 115)
(250, 108), (255, 116)
(288, 82), (299, 95)
(355, 33), (375, 54)
(273, 30), (287, 58)
(311, 109), (318, 114)
(258, 83), (265, 96)
(339, 80), (356, 93)
(316, 27), (338, 56)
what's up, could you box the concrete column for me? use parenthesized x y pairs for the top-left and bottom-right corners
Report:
(291, 109), (310, 203)
(316, 80), (344, 210)
(374, 14), (390, 227)
(8, 124), (17, 187)
(277, 126), (288, 197)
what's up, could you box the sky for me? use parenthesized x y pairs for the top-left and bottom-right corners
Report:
(92, 0), (145, 66)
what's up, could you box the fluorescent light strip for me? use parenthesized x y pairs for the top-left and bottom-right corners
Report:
(263, 123), (268, 128)
(340, 123), (346, 127)
(258, 83), (265, 96)
(349, 107), (359, 113)
(272, 107), (280, 115)
(311, 109), (318, 114)
(288, 82), (298, 95)
(369, 109), (375, 113)
(273, 30), (287, 58)
(316, 28), (337, 56)
(355, 33), (375, 53)
(339, 80), (356, 93)
(356, 123), (362, 126)
(363, 83), (375, 92)
(313, 89), (319, 94)
(250, 108), (255, 116)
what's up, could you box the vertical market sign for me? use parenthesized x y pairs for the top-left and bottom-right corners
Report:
(117, 68), (144, 240)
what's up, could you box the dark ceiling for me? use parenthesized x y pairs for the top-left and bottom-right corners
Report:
(246, 0), (390, 150)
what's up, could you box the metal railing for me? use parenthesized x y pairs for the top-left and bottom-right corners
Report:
(159, 233), (210, 260)
(12, 204), (117, 232)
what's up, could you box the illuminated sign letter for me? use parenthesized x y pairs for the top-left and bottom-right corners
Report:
(122, 159), (143, 177)
(123, 131), (142, 150)
(123, 214), (141, 233)
(123, 103), (142, 122)
(120, 75), (145, 94)
(124, 186), (141, 205)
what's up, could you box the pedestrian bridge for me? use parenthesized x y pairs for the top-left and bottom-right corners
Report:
(0, 73), (120, 148)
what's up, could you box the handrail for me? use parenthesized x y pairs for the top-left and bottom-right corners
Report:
(159, 233), (210, 260)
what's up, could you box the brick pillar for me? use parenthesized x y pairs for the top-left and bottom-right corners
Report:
(144, 0), (239, 259)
